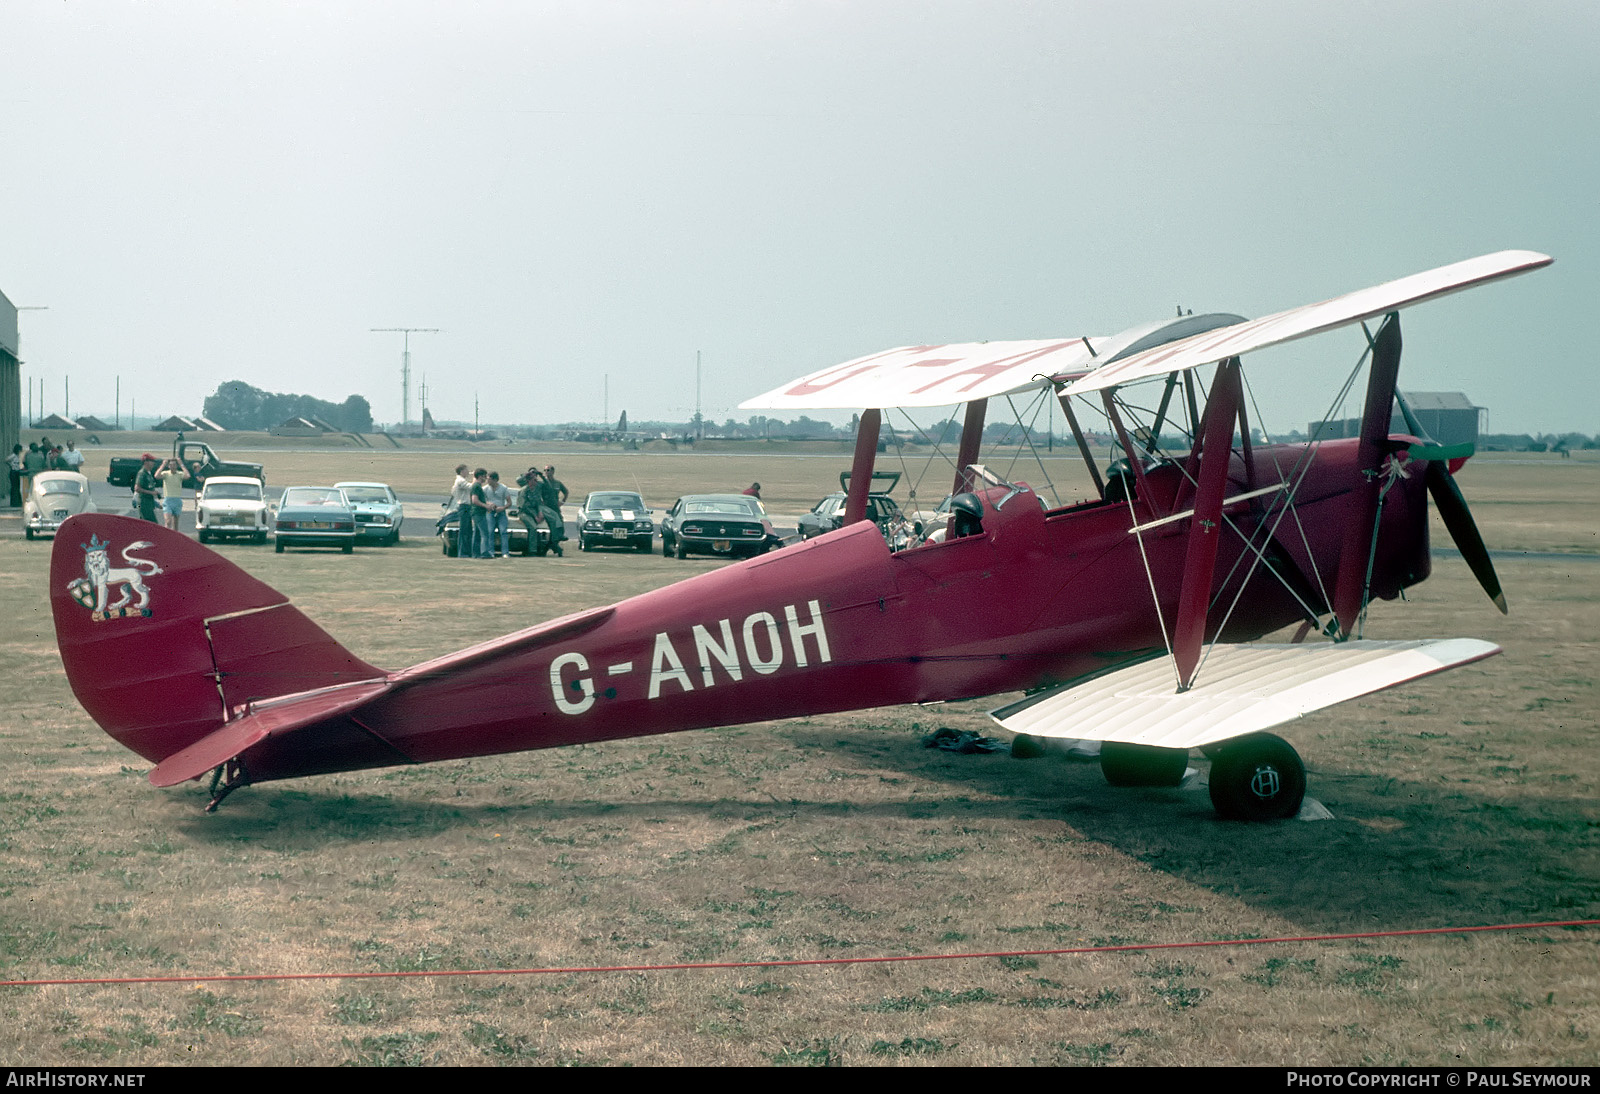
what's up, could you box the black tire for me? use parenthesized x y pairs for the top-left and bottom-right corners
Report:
(342, 542), (353, 554)
(1100, 742), (1190, 787)
(198, 530), (210, 544)
(674, 535), (688, 560)
(636, 538), (652, 553)
(662, 534), (672, 557)
(389, 529), (401, 546)
(24, 528), (34, 541)
(255, 531), (267, 545)
(521, 536), (533, 556)
(1207, 733), (1306, 821)
(1010, 734), (1048, 760)
(275, 540), (285, 554)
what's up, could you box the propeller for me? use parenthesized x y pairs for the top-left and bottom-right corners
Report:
(1396, 390), (1508, 614)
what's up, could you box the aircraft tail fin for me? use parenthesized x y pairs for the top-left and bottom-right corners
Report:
(50, 514), (384, 768)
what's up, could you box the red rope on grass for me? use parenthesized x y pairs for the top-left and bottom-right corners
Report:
(3, 918), (1594, 989)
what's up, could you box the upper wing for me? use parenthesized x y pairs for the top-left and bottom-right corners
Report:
(1060, 250), (1552, 396)
(738, 314), (1247, 410)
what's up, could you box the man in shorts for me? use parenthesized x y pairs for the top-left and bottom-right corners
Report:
(158, 458), (187, 531)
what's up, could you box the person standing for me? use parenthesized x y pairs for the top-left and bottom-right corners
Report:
(134, 454), (160, 523)
(516, 467), (546, 554)
(486, 471), (511, 557)
(61, 441), (85, 473)
(538, 464), (568, 557)
(446, 463), (475, 558)
(21, 443), (46, 501)
(7, 445), (22, 507)
(469, 468), (494, 559)
(158, 458), (186, 531)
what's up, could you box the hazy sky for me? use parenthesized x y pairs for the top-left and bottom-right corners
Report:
(3, 1), (1594, 435)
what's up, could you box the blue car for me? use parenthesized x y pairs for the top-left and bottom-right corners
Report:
(273, 487), (357, 554)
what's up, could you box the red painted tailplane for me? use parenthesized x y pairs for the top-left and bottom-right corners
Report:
(49, 514), (383, 767)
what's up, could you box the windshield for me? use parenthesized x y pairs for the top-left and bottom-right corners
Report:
(282, 488), (346, 506)
(340, 487), (392, 504)
(204, 483), (262, 502)
(587, 493), (644, 510)
(37, 479), (84, 496)
(684, 498), (762, 517)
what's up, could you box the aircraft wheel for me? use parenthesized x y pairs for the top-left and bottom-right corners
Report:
(1010, 733), (1048, 759)
(1207, 733), (1306, 821)
(1099, 742), (1189, 787)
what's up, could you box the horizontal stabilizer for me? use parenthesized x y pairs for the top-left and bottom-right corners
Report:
(990, 639), (1499, 750)
(149, 679), (392, 787)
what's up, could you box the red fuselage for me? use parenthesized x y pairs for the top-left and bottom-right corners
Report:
(239, 437), (1431, 783)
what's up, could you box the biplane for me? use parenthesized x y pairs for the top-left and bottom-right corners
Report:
(50, 250), (1551, 818)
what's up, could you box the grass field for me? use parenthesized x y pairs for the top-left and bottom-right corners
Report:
(0, 451), (1595, 1066)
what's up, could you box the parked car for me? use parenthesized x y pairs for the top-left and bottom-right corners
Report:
(575, 491), (655, 553)
(797, 471), (922, 551)
(196, 476), (269, 544)
(334, 481), (405, 545)
(23, 471), (96, 540)
(272, 487), (356, 554)
(660, 494), (780, 559)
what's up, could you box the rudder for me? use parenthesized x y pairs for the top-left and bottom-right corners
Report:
(51, 514), (383, 766)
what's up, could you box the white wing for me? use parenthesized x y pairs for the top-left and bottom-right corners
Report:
(990, 639), (1499, 750)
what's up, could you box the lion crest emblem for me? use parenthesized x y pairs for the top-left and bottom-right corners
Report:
(67, 534), (163, 621)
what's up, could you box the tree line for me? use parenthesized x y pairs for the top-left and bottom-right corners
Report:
(203, 381), (373, 433)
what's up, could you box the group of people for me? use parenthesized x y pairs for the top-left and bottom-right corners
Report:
(7, 439), (85, 506)
(445, 462), (568, 559)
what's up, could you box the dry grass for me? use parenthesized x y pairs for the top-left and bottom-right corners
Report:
(0, 452), (1595, 1066)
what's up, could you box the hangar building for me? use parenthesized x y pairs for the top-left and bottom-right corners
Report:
(1308, 391), (1483, 448)
(0, 290), (17, 473)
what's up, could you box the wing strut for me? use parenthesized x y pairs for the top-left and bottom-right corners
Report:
(843, 408), (882, 526)
(1173, 357), (1244, 689)
(1056, 390), (1105, 498)
(951, 399), (988, 496)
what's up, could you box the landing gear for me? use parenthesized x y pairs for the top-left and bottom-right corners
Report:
(204, 758), (249, 813)
(1099, 742), (1189, 787)
(1206, 733), (1306, 821)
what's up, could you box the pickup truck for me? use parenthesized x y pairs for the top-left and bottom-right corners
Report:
(106, 440), (265, 490)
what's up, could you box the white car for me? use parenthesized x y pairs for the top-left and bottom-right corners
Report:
(196, 476), (269, 544)
(333, 481), (405, 545)
(24, 471), (97, 540)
